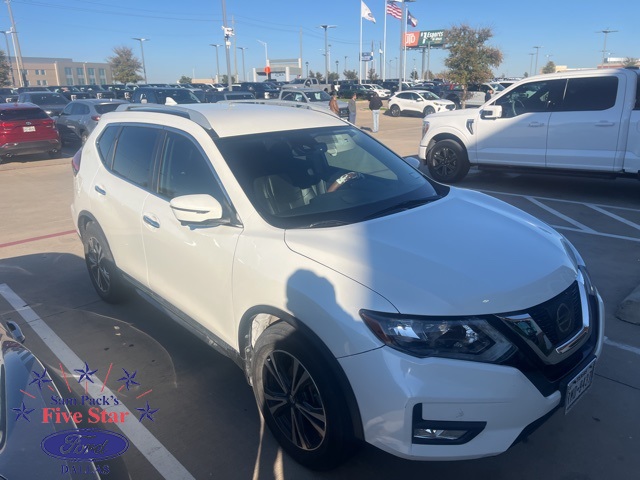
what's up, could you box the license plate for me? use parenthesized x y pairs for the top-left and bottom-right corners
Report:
(565, 359), (596, 414)
(23, 126), (36, 132)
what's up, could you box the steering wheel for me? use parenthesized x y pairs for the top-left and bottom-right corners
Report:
(511, 98), (526, 116)
(327, 172), (363, 192)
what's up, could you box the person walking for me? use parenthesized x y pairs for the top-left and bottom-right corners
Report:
(329, 94), (340, 116)
(348, 93), (357, 124)
(369, 92), (383, 133)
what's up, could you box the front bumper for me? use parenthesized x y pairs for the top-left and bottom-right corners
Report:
(338, 292), (604, 460)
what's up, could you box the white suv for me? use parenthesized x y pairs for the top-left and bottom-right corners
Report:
(71, 102), (604, 469)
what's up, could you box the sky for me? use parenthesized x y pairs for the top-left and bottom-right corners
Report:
(2, 0), (639, 83)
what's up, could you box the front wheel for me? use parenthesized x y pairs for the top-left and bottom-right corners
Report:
(251, 322), (358, 470)
(427, 139), (470, 183)
(423, 106), (435, 116)
(389, 104), (401, 117)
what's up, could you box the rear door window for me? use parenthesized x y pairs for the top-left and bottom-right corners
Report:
(111, 125), (161, 188)
(559, 76), (618, 111)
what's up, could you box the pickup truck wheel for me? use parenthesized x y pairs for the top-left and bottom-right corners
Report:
(82, 221), (129, 303)
(427, 139), (470, 183)
(251, 322), (358, 470)
(390, 104), (401, 117)
(423, 106), (435, 116)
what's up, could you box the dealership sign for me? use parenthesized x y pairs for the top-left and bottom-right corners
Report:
(404, 29), (445, 48)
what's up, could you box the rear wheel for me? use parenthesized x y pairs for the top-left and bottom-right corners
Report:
(389, 104), (401, 117)
(48, 149), (62, 158)
(427, 139), (470, 183)
(251, 322), (358, 470)
(82, 221), (129, 303)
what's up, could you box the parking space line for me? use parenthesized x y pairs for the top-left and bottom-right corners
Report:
(604, 336), (640, 356)
(0, 283), (195, 480)
(587, 204), (640, 232)
(525, 196), (597, 233)
(0, 230), (76, 249)
(547, 225), (640, 243)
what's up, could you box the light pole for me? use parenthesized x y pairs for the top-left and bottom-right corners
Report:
(598, 29), (618, 66)
(257, 40), (269, 66)
(335, 60), (339, 79)
(319, 25), (336, 84)
(305, 61), (309, 77)
(2, 30), (15, 86)
(132, 37), (149, 82)
(532, 45), (542, 75)
(237, 47), (247, 81)
(528, 52), (535, 76)
(344, 55), (348, 74)
(210, 44), (222, 83)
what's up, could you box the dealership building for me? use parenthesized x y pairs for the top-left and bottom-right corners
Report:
(6, 56), (114, 87)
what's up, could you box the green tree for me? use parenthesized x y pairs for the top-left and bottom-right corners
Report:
(541, 61), (556, 74)
(368, 68), (379, 81)
(343, 69), (358, 80)
(443, 24), (503, 107)
(107, 46), (143, 84)
(410, 70), (419, 81)
(178, 75), (192, 84)
(313, 70), (324, 82)
(327, 72), (339, 83)
(622, 57), (639, 67)
(0, 50), (11, 86)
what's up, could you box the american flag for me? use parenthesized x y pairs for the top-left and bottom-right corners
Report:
(386, 1), (402, 20)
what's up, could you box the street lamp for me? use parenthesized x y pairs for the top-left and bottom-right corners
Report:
(305, 61), (309, 77)
(237, 47), (248, 82)
(335, 60), (339, 79)
(598, 29), (618, 66)
(132, 37), (149, 83)
(319, 25), (336, 84)
(344, 55), (348, 73)
(532, 45), (542, 75)
(257, 40), (269, 66)
(210, 44), (222, 83)
(1, 30), (15, 86)
(528, 52), (535, 76)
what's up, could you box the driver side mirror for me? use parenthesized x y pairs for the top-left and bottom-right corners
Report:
(170, 194), (228, 225)
(480, 105), (502, 119)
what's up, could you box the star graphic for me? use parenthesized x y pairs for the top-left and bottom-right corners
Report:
(29, 367), (52, 390)
(117, 368), (140, 391)
(74, 362), (98, 384)
(12, 402), (35, 422)
(136, 401), (159, 423)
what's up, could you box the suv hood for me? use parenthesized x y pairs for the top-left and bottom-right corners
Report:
(284, 189), (577, 316)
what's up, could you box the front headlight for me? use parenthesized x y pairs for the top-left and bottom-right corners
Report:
(361, 310), (516, 362)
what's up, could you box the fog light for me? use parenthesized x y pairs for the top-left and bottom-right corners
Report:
(412, 404), (486, 445)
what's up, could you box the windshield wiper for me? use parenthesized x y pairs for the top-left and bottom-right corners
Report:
(364, 196), (441, 221)
(307, 220), (350, 228)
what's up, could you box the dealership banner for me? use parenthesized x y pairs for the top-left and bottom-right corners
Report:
(404, 29), (445, 48)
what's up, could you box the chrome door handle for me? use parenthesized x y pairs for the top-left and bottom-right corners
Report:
(528, 122), (545, 127)
(94, 185), (106, 195)
(143, 214), (160, 229)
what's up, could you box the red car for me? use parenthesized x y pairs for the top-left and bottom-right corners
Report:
(0, 102), (61, 163)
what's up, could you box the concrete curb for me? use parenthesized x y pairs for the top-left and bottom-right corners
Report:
(615, 284), (640, 325)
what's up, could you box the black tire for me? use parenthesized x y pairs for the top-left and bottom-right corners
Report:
(48, 149), (62, 158)
(427, 139), (470, 183)
(423, 106), (435, 116)
(251, 322), (358, 470)
(389, 104), (401, 117)
(82, 221), (129, 303)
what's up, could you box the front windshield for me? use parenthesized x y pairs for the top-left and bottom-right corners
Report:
(420, 91), (440, 100)
(215, 126), (444, 228)
(31, 94), (68, 105)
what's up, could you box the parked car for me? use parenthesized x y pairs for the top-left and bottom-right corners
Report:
(101, 84), (135, 100)
(278, 87), (349, 119)
(388, 90), (457, 117)
(419, 67), (640, 183)
(48, 86), (93, 101)
(0, 102), (61, 162)
(338, 84), (374, 100)
(16, 91), (69, 117)
(360, 83), (392, 99)
(75, 84), (117, 100)
(56, 98), (129, 145)
(204, 90), (255, 103)
(0, 87), (18, 102)
(72, 101), (603, 470)
(0, 320), (101, 479)
(15, 86), (50, 94)
(232, 82), (279, 99)
(130, 87), (200, 104)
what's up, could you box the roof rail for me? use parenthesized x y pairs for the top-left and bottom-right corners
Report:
(114, 103), (213, 130)
(221, 99), (345, 120)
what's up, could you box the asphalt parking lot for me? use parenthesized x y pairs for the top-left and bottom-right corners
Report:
(1, 108), (639, 479)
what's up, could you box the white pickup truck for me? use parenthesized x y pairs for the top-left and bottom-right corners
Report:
(419, 68), (640, 183)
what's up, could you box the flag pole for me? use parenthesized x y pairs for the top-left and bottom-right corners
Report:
(383, 0), (387, 81)
(359, 10), (363, 83)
